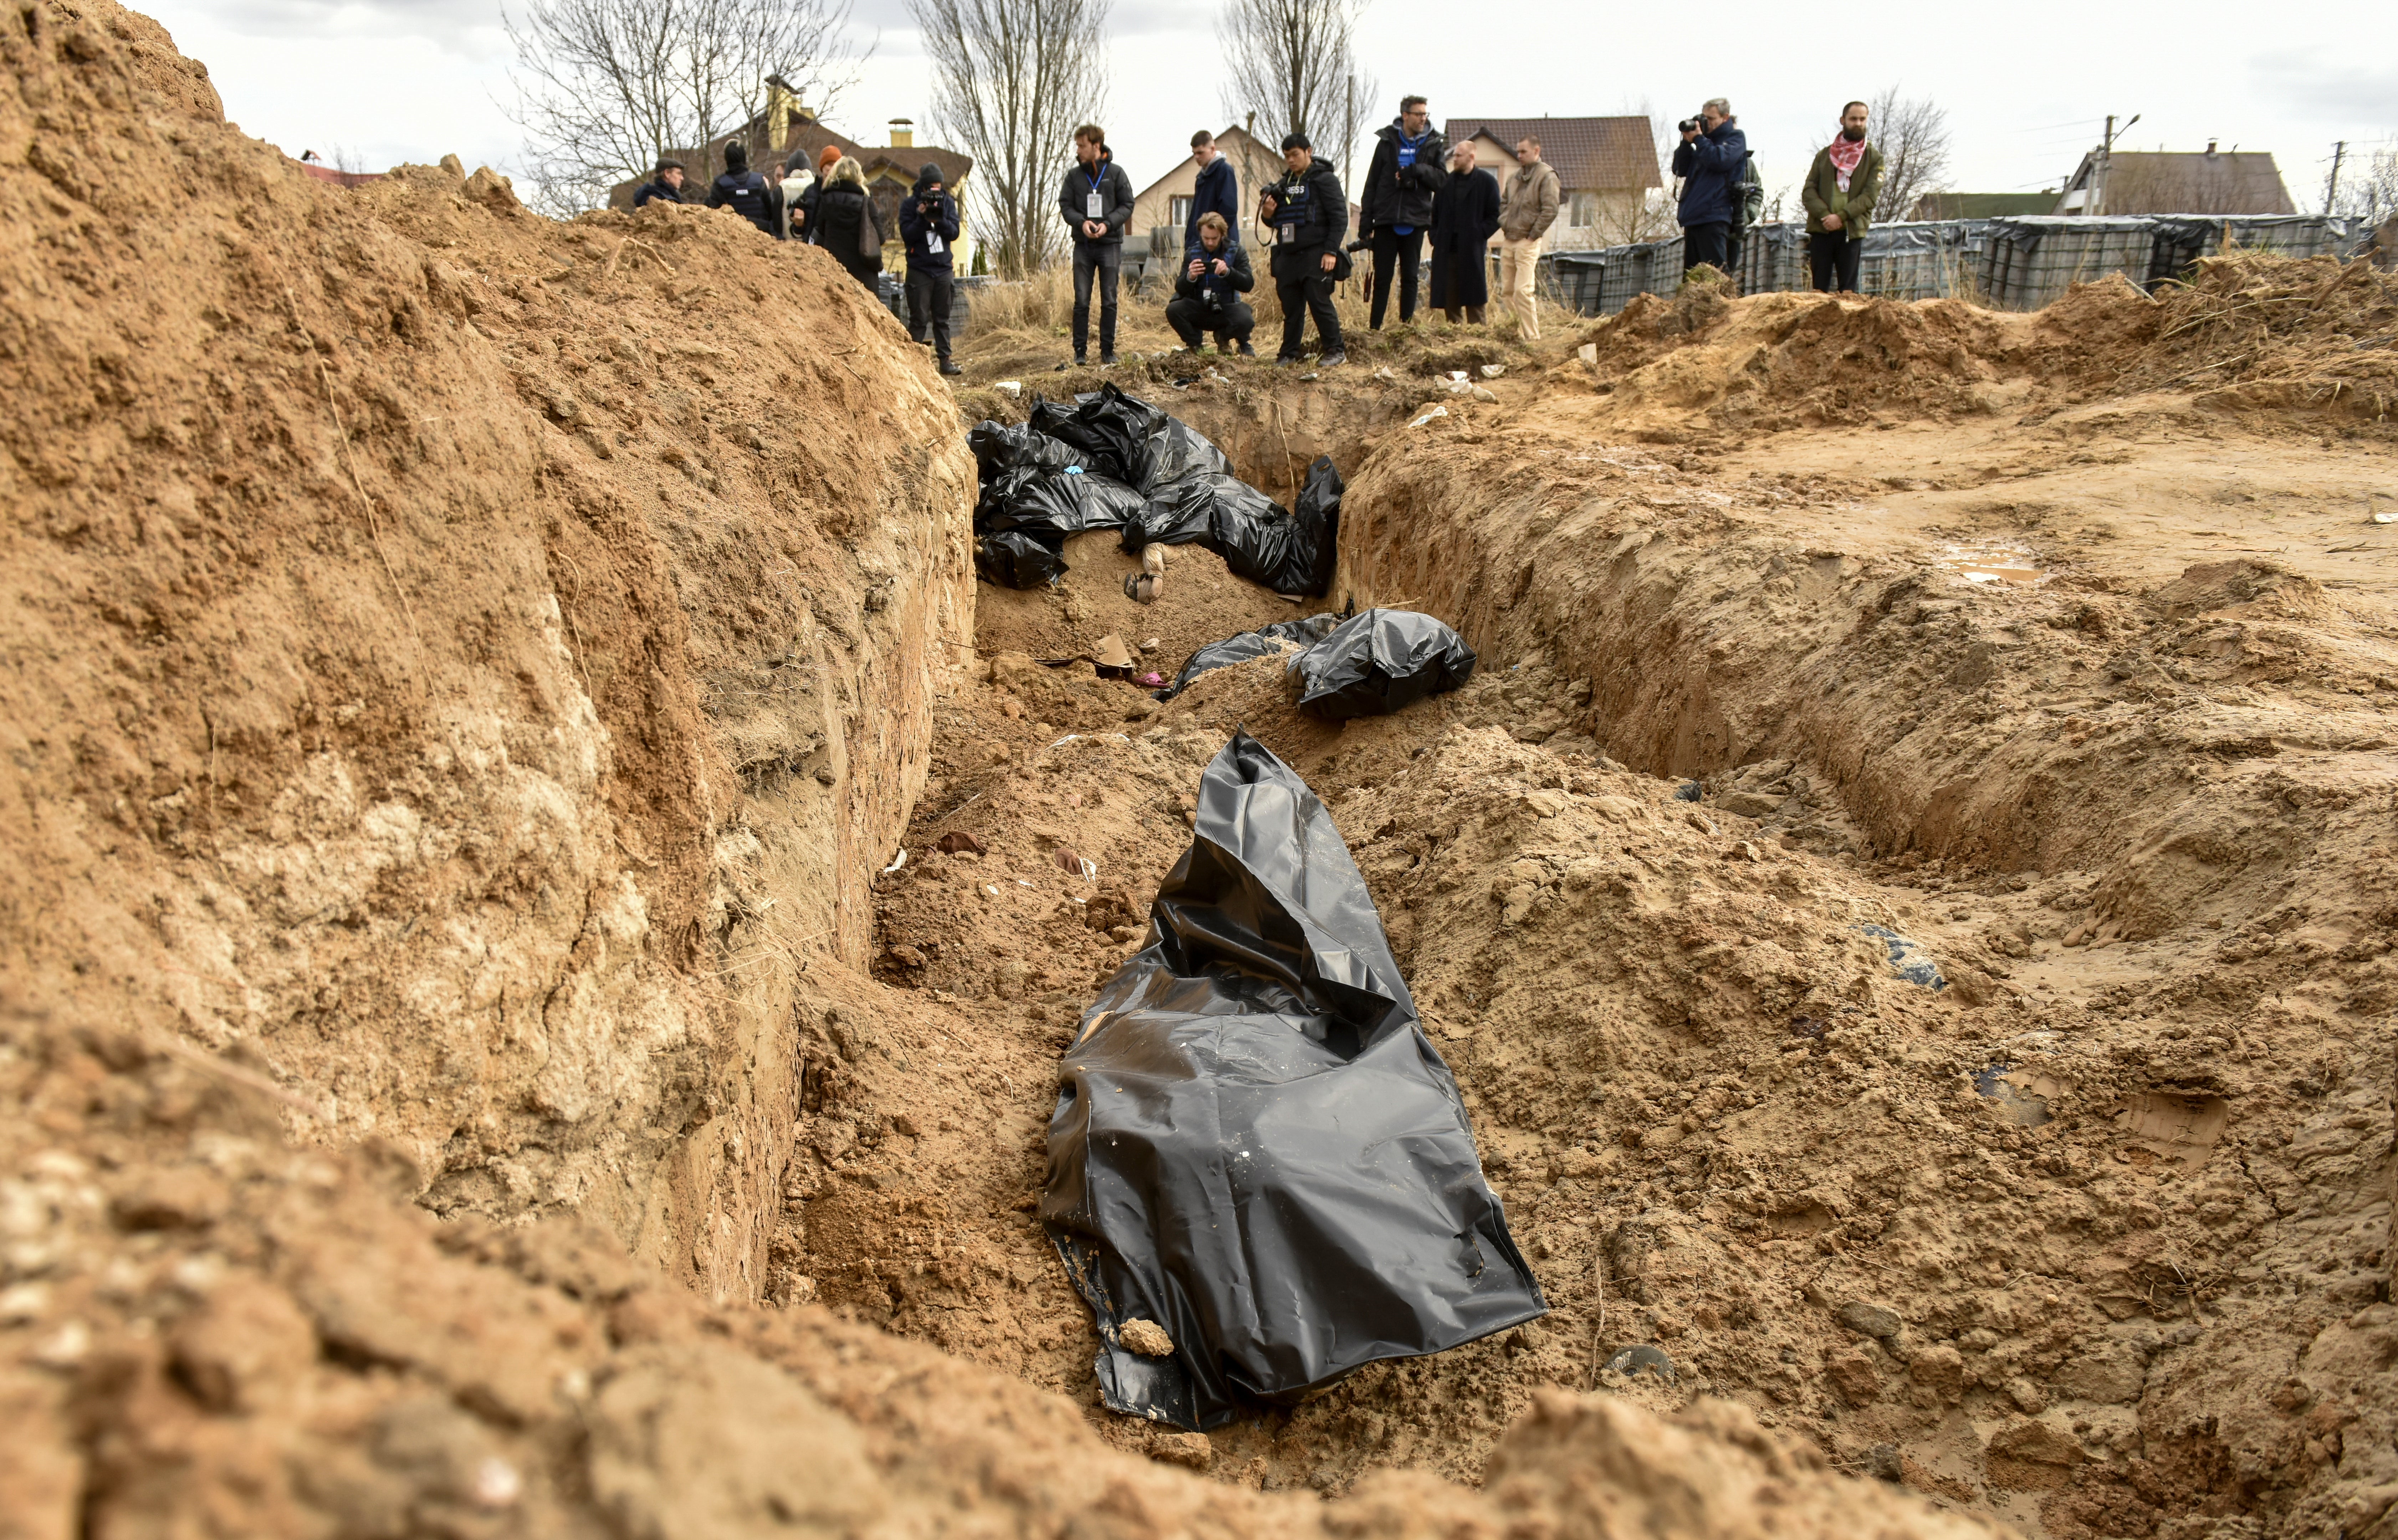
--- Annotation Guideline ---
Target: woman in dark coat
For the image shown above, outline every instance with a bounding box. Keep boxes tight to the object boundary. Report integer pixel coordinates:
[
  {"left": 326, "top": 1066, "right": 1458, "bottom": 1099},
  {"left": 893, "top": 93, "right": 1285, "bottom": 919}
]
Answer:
[
  {"left": 1427, "top": 141, "right": 1503, "bottom": 323},
  {"left": 810, "top": 156, "right": 888, "bottom": 293}
]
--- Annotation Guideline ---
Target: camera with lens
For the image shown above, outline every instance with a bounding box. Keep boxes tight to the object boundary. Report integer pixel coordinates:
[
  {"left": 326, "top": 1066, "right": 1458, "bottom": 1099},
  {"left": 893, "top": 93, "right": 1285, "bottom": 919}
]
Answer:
[{"left": 1678, "top": 116, "right": 1703, "bottom": 134}]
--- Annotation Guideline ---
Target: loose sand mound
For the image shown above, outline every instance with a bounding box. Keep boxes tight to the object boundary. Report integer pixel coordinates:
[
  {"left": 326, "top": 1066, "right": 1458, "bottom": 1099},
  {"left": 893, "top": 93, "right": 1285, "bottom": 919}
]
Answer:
[
  {"left": 0, "top": 3, "right": 2017, "bottom": 1537},
  {"left": 1572, "top": 256, "right": 2398, "bottom": 436}
]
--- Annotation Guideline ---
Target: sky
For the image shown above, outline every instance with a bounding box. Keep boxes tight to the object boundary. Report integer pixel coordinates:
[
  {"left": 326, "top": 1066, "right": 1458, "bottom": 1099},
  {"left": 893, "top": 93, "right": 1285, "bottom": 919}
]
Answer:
[{"left": 150, "top": 0, "right": 2397, "bottom": 216}]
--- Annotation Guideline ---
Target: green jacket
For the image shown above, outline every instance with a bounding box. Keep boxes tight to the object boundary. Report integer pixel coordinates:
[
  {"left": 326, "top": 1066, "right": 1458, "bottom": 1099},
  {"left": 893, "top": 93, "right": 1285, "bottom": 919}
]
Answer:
[{"left": 1801, "top": 141, "right": 1885, "bottom": 237}]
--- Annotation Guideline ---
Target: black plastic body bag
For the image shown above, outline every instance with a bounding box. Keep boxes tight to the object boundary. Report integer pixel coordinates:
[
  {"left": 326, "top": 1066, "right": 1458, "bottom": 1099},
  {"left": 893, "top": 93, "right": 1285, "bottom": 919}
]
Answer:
[{"left": 1042, "top": 732, "right": 1545, "bottom": 1429}]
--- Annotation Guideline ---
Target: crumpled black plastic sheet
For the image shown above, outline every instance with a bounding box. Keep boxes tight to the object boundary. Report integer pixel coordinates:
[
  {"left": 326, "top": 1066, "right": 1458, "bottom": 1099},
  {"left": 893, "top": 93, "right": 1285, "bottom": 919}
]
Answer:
[
  {"left": 1042, "top": 732, "right": 1545, "bottom": 1430},
  {"left": 1289, "top": 608, "right": 1477, "bottom": 719},
  {"left": 967, "top": 419, "right": 1091, "bottom": 483},
  {"left": 982, "top": 464, "right": 1148, "bottom": 542},
  {"left": 1120, "top": 470, "right": 1282, "bottom": 549},
  {"left": 1221, "top": 454, "right": 1340, "bottom": 597},
  {"left": 1154, "top": 614, "right": 1341, "bottom": 700},
  {"left": 974, "top": 528, "right": 1067, "bottom": 588}
]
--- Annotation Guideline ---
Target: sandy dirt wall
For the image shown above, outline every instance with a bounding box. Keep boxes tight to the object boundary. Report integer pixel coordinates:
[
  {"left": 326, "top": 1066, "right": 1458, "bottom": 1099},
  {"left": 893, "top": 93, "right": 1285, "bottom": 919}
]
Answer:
[{"left": 0, "top": 0, "right": 973, "bottom": 1303}]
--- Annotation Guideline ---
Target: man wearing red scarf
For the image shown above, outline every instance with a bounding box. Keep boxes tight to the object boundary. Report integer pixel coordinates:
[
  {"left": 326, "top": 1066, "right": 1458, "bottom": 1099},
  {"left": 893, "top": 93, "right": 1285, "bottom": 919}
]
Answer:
[{"left": 1801, "top": 101, "right": 1885, "bottom": 293}]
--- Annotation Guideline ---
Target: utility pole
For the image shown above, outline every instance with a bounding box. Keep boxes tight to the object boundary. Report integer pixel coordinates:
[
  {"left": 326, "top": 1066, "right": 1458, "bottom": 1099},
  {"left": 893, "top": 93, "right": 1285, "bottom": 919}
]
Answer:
[
  {"left": 2326, "top": 140, "right": 2347, "bottom": 217},
  {"left": 2089, "top": 112, "right": 2138, "bottom": 218}
]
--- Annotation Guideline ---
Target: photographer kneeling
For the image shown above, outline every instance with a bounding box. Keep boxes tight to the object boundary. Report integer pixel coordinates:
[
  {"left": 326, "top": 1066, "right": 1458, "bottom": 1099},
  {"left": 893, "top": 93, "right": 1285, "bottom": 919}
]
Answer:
[
  {"left": 1671, "top": 98, "right": 1747, "bottom": 275},
  {"left": 1166, "top": 213, "right": 1256, "bottom": 357}
]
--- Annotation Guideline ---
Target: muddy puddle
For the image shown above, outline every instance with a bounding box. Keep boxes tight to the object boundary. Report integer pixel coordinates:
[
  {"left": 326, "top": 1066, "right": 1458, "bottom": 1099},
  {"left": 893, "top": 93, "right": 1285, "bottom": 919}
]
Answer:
[{"left": 1936, "top": 544, "right": 2044, "bottom": 585}]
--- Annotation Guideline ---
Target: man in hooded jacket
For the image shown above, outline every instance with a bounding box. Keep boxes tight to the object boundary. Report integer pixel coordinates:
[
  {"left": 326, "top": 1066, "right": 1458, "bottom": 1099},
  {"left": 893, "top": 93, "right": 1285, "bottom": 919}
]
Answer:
[
  {"left": 1184, "top": 131, "right": 1240, "bottom": 259},
  {"left": 900, "top": 163, "right": 963, "bottom": 375},
  {"left": 1359, "top": 95, "right": 1446, "bottom": 329},
  {"left": 707, "top": 139, "right": 782, "bottom": 239}
]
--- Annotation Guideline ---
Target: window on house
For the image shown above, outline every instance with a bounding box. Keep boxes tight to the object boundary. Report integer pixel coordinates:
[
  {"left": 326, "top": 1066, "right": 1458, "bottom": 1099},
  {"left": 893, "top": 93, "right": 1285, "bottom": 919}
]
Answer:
[
  {"left": 1568, "top": 192, "right": 1598, "bottom": 229},
  {"left": 1169, "top": 195, "right": 1194, "bottom": 229}
]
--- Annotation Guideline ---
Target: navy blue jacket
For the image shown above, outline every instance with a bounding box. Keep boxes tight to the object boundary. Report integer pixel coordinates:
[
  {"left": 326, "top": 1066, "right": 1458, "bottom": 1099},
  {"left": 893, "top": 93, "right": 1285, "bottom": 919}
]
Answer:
[
  {"left": 708, "top": 170, "right": 783, "bottom": 237},
  {"left": 900, "top": 179, "right": 960, "bottom": 268},
  {"left": 1173, "top": 240, "right": 1255, "bottom": 313},
  {"left": 1671, "top": 119, "right": 1749, "bottom": 229},
  {"left": 632, "top": 178, "right": 686, "bottom": 208},
  {"left": 1186, "top": 154, "right": 1240, "bottom": 253}
]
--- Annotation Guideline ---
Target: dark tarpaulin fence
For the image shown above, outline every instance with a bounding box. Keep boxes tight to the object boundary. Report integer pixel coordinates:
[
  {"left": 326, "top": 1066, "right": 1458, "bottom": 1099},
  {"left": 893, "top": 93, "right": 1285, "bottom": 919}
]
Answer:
[
  {"left": 1043, "top": 732, "right": 1545, "bottom": 1430},
  {"left": 1544, "top": 213, "right": 2367, "bottom": 317}
]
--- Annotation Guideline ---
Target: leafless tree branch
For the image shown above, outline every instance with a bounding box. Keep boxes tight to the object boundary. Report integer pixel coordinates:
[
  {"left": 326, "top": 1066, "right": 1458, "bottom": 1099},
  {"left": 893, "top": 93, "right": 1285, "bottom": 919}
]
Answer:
[
  {"left": 909, "top": 0, "right": 1109, "bottom": 277},
  {"left": 1868, "top": 85, "right": 1952, "bottom": 220},
  {"left": 504, "top": 0, "right": 869, "bottom": 218},
  {"left": 1217, "top": 0, "right": 1372, "bottom": 199}
]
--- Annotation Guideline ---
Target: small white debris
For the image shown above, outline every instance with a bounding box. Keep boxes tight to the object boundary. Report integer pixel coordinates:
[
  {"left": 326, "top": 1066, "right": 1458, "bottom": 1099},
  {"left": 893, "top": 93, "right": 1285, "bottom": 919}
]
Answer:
[
  {"left": 1471, "top": 385, "right": 1498, "bottom": 402},
  {"left": 1407, "top": 405, "right": 1449, "bottom": 429},
  {"left": 993, "top": 381, "right": 1022, "bottom": 399},
  {"left": 1577, "top": 343, "right": 1598, "bottom": 366},
  {"left": 1480, "top": 363, "right": 1505, "bottom": 378},
  {"left": 472, "top": 1458, "right": 523, "bottom": 1509},
  {"left": 881, "top": 848, "right": 907, "bottom": 874}
]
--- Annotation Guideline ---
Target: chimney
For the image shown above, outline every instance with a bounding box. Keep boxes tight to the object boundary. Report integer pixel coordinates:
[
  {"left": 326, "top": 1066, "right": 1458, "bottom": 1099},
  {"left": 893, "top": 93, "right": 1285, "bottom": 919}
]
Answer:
[
  {"left": 889, "top": 118, "right": 914, "bottom": 149},
  {"left": 2205, "top": 139, "right": 2218, "bottom": 157}
]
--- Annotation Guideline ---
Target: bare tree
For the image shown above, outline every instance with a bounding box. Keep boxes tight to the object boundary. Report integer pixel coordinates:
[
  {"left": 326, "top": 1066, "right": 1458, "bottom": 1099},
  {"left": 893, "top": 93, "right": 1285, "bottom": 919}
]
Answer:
[
  {"left": 911, "top": 0, "right": 1109, "bottom": 278},
  {"left": 1867, "top": 86, "right": 1953, "bottom": 219},
  {"left": 505, "top": 0, "right": 868, "bottom": 216},
  {"left": 2329, "top": 139, "right": 2398, "bottom": 224},
  {"left": 1217, "top": 0, "right": 1373, "bottom": 203},
  {"left": 1594, "top": 98, "right": 1677, "bottom": 246}
]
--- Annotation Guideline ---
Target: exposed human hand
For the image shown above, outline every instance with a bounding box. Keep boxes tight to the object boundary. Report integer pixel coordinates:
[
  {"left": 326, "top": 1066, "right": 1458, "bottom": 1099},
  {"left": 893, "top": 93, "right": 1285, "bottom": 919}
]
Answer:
[
  {"left": 1822, "top": 214, "right": 1842, "bottom": 231},
  {"left": 1211, "top": 258, "right": 1228, "bottom": 276},
  {"left": 1187, "top": 258, "right": 1204, "bottom": 279},
  {"left": 1319, "top": 251, "right": 1335, "bottom": 272}
]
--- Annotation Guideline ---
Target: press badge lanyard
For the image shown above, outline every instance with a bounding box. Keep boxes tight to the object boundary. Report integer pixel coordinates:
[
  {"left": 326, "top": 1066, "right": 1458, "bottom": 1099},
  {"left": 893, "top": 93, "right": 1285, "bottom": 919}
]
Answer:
[{"left": 1084, "top": 164, "right": 1105, "bottom": 221}]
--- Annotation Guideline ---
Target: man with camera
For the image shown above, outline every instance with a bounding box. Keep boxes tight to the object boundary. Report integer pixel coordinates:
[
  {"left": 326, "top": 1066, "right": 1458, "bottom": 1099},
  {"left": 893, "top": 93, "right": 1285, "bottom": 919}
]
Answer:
[
  {"left": 900, "top": 163, "right": 963, "bottom": 376},
  {"left": 1671, "top": 98, "right": 1747, "bottom": 275},
  {"left": 1258, "top": 131, "right": 1348, "bottom": 367},
  {"left": 1166, "top": 212, "right": 1256, "bottom": 356}
]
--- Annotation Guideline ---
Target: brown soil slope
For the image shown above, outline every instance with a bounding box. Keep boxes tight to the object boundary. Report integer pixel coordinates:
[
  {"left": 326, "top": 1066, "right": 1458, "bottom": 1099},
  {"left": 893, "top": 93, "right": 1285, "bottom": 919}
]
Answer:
[{"left": 0, "top": 0, "right": 972, "bottom": 1297}]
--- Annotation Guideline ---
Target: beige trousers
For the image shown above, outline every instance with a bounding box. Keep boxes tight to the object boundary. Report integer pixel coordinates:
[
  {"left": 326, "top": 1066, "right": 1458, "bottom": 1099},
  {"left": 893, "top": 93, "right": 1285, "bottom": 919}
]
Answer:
[{"left": 1499, "top": 236, "right": 1541, "bottom": 337}]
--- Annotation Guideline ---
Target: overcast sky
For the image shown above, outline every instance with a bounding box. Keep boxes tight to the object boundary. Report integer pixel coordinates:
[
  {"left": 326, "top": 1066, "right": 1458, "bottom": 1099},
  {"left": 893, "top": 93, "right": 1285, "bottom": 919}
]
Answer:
[{"left": 154, "top": 0, "right": 2395, "bottom": 214}]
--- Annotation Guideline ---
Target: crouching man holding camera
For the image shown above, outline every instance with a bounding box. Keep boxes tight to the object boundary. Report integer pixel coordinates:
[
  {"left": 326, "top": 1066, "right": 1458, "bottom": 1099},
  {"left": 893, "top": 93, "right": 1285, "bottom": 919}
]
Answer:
[
  {"left": 1166, "top": 212, "right": 1256, "bottom": 356},
  {"left": 1671, "top": 98, "right": 1747, "bottom": 275}
]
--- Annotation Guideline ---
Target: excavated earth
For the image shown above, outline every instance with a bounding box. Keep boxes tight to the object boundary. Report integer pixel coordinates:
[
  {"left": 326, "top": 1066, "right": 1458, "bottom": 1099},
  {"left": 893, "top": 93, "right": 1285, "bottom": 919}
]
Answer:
[{"left": 3, "top": 5, "right": 2395, "bottom": 1538}]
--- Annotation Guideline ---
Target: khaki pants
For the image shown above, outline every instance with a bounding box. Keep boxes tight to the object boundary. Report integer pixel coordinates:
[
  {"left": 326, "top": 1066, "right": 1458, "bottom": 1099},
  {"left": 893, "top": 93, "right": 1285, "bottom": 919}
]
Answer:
[{"left": 1499, "top": 236, "right": 1541, "bottom": 337}]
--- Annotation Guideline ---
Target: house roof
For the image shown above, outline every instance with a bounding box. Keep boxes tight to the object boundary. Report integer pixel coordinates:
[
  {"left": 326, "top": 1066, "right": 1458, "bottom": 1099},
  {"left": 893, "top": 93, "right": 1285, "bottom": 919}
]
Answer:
[
  {"left": 1131, "top": 124, "right": 1271, "bottom": 204},
  {"left": 606, "top": 117, "right": 973, "bottom": 209},
  {"left": 1909, "top": 191, "right": 2056, "bottom": 220},
  {"left": 2061, "top": 149, "right": 2294, "bottom": 216},
  {"left": 1442, "top": 116, "right": 1659, "bottom": 193},
  {"left": 777, "top": 121, "right": 972, "bottom": 187}
]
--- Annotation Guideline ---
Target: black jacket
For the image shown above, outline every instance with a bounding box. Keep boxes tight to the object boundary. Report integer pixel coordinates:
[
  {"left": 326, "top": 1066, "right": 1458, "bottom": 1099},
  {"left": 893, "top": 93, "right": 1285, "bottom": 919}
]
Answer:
[
  {"left": 1360, "top": 120, "right": 1447, "bottom": 234},
  {"left": 900, "top": 176, "right": 961, "bottom": 269},
  {"left": 632, "top": 178, "right": 686, "bottom": 208},
  {"left": 1186, "top": 154, "right": 1240, "bottom": 253},
  {"left": 708, "top": 169, "right": 782, "bottom": 238},
  {"left": 812, "top": 182, "right": 885, "bottom": 288},
  {"left": 1058, "top": 154, "right": 1135, "bottom": 247},
  {"left": 1259, "top": 161, "right": 1348, "bottom": 281},
  {"left": 1671, "top": 119, "right": 1749, "bottom": 229},
  {"left": 1428, "top": 167, "right": 1502, "bottom": 307},
  {"left": 1173, "top": 240, "right": 1256, "bottom": 312}
]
